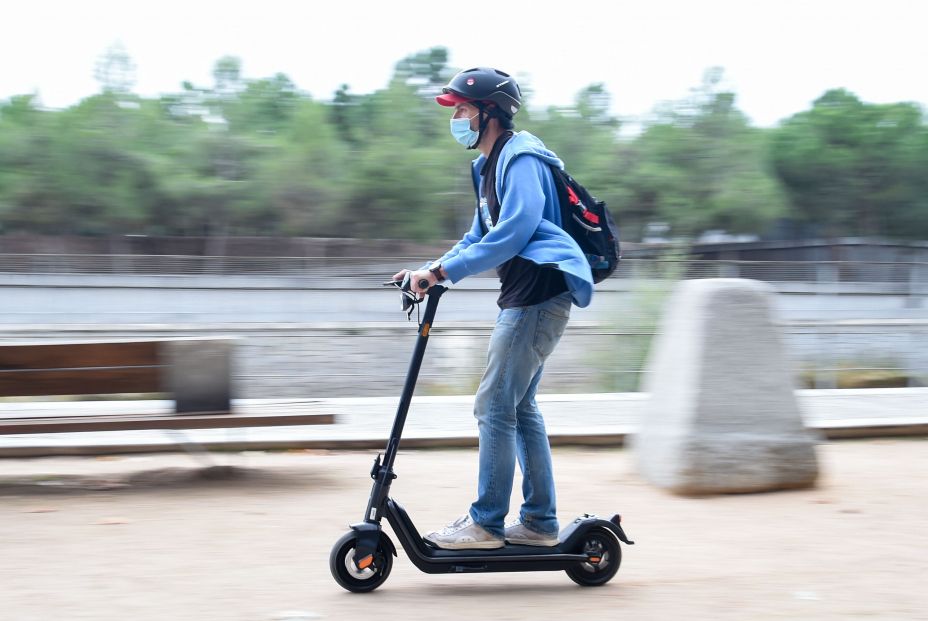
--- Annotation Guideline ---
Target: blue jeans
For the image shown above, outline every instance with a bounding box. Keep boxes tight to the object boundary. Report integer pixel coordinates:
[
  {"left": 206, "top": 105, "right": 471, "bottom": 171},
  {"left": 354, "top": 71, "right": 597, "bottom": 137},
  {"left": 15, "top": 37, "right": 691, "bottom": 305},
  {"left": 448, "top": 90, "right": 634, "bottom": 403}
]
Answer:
[{"left": 468, "top": 291, "right": 572, "bottom": 539}]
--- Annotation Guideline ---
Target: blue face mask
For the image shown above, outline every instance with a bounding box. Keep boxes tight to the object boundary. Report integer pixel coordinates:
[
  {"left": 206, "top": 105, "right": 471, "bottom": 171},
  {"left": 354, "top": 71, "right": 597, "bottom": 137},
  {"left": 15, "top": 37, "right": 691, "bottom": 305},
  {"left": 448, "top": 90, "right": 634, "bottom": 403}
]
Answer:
[{"left": 450, "top": 113, "right": 479, "bottom": 148}]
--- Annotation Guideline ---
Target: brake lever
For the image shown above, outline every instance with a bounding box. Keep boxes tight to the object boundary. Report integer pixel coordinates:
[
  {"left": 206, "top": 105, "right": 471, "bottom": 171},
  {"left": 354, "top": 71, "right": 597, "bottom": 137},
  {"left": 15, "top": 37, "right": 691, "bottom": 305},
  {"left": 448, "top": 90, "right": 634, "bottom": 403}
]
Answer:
[
  {"left": 381, "top": 278, "right": 430, "bottom": 290},
  {"left": 385, "top": 274, "right": 425, "bottom": 320}
]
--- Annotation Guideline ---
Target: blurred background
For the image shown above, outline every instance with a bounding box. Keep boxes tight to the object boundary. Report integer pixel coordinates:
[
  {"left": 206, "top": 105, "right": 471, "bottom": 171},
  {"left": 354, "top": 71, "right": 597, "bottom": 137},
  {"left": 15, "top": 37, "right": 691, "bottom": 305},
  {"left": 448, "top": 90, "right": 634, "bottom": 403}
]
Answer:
[
  {"left": 2, "top": 7, "right": 926, "bottom": 618},
  {"left": 1, "top": 0, "right": 926, "bottom": 399}
]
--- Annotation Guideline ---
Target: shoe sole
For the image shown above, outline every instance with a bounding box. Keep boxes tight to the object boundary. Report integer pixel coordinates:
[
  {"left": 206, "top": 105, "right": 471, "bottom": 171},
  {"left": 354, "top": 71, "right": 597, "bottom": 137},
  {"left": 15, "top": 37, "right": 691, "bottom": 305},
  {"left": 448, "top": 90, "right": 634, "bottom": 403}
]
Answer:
[
  {"left": 424, "top": 537, "right": 504, "bottom": 550},
  {"left": 505, "top": 538, "right": 559, "bottom": 547}
]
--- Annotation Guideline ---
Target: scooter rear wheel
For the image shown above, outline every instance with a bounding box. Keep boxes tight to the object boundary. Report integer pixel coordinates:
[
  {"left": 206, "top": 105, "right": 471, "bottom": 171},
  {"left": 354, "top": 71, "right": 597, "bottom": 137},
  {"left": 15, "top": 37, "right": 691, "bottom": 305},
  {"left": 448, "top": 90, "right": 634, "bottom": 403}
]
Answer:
[
  {"left": 565, "top": 527, "right": 622, "bottom": 586},
  {"left": 329, "top": 531, "right": 393, "bottom": 593}
]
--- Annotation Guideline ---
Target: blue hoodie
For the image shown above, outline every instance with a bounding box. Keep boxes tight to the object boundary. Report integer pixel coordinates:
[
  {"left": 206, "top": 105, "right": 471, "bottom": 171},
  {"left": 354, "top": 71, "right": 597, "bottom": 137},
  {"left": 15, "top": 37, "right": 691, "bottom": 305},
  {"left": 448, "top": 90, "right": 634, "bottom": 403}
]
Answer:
[{"left": 438, "top": 131, "right": 595, "bottom": 308}]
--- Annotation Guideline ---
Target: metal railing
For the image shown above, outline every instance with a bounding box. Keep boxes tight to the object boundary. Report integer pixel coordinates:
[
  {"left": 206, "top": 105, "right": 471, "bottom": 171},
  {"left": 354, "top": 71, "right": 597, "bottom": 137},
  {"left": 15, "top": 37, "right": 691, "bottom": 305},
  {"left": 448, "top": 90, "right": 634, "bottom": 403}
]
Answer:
[
  {"left": 1, "top": 253, "right": 926, "bottom": 286},
  {"left": 0, "top": 254, "right": 925, "bottom": 395}
]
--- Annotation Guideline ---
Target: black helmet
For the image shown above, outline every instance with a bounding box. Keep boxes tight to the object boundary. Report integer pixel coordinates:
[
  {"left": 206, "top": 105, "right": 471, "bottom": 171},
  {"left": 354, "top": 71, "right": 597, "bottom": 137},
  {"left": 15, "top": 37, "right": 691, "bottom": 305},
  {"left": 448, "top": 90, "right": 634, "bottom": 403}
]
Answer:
[{"left": 436, "top": 67, "right": 522, "bottom": 118}]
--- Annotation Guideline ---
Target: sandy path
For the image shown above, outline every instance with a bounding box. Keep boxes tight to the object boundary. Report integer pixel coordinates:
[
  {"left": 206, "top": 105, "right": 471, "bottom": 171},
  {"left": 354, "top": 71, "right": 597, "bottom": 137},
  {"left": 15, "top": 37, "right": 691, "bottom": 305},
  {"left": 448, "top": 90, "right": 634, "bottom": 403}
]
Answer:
[{"left": 1, "top": 439, "right": 926, "bottom": 620}]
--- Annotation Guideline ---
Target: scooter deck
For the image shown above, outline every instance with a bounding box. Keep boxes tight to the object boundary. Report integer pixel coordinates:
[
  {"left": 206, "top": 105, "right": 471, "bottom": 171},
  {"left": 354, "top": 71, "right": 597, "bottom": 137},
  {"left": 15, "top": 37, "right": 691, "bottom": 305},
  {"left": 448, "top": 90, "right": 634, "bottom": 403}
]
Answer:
[
  {"left": 383, "top": 498, "right": 629, "bottom": 574},
  {"left": 421, "top": 539, "right": 581, "bottom": 558}
]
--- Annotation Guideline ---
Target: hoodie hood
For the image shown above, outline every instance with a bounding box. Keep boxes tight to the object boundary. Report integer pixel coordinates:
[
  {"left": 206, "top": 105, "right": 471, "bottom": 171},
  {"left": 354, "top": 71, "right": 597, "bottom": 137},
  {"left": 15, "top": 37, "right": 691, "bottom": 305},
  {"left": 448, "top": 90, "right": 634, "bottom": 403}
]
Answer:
[
  {"left": 472, "top": 131, "right": 564, "bottom": 176},
  {"left": 458, "top": 131, "right": 594, "bottom": 307}
]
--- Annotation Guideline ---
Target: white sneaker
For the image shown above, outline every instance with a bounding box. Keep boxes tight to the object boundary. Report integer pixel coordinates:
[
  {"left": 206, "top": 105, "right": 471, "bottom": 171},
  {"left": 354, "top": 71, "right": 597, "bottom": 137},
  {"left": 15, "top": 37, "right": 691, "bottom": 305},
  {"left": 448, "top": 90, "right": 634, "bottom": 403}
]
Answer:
[
  {"left": 425, "top": 514, "right": 504, "bottom": 550},
  {"left": 504, "top": 518, "right": 559, "bottom": 546}
]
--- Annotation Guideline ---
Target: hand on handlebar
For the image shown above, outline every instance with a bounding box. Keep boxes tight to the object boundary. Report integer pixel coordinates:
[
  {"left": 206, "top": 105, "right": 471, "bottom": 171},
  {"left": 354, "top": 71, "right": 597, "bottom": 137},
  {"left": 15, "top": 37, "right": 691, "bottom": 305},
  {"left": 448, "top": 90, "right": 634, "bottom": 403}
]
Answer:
[
  {"left": 392, "top": 268, "right": 434, "bottom": 297},
  {"left": 391, "top": 268, "right": 411, "bottom": 283}
]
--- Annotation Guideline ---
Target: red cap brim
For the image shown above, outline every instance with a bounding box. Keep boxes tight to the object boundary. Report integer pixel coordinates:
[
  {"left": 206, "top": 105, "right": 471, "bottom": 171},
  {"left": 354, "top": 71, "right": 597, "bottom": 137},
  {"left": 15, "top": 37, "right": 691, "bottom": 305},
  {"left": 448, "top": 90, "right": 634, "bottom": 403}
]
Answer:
[{"left": 435, "top": 92, "right": 472, "bottom": 107}]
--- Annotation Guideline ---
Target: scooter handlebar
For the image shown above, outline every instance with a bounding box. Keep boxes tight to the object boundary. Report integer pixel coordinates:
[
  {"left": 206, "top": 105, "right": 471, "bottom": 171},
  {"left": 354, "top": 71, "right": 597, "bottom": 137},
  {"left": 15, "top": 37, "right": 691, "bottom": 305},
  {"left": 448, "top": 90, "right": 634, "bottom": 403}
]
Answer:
[{"left": 380, "top": 277, "right": 431, "bottom": 293}]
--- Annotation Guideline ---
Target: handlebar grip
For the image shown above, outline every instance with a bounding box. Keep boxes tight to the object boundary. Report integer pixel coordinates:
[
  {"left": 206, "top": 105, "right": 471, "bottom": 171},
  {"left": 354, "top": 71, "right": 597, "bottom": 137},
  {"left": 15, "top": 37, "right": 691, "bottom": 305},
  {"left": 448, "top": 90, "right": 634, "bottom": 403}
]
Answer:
[{"left": 417, "top": 278, "right": 430, "bottom": 290}]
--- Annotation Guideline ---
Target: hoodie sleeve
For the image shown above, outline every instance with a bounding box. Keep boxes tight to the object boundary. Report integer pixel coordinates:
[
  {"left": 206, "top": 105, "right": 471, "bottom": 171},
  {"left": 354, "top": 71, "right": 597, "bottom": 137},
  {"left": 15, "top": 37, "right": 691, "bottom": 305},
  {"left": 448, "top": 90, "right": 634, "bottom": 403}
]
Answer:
[
  {"left": 442, "top": 154, "right": 546, "bottom": 283},
  {"left": 436, "top": 209, "right": 484, "bottom": 266}
]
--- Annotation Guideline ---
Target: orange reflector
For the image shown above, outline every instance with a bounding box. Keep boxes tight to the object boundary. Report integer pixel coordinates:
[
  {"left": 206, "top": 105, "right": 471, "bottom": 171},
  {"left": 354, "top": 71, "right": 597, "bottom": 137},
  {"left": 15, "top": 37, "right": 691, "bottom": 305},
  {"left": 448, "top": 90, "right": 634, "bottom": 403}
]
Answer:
[
  {"left": 357, "top": 554, "right": 374, "bottom": 569},
  {"left": 589, "top": 557, "right": 601, "bottom": 563}
]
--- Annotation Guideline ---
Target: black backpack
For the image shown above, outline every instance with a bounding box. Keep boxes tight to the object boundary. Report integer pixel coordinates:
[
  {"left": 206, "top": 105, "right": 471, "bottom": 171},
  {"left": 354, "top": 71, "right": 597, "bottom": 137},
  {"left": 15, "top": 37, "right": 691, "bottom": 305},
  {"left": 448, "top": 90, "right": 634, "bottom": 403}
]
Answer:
[{"left": 549, "top": 167, "right": 621, "bottom": 283}]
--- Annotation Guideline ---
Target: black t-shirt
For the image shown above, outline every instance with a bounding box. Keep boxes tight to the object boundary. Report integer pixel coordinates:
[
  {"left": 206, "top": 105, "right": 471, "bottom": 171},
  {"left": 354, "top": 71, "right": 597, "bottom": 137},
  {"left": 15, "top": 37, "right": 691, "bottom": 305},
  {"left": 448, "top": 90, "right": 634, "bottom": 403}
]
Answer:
[{"left": 480, "top": 133, "right": 567, "bottom": 309}]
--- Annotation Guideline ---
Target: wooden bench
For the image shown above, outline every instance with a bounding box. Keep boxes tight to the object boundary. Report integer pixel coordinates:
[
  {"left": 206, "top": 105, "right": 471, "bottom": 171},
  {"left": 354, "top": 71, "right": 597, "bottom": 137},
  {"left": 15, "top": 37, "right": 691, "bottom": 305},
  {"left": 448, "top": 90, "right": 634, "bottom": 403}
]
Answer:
[{"left": 0, "top": 339, "right": 334, "bottom": 435}]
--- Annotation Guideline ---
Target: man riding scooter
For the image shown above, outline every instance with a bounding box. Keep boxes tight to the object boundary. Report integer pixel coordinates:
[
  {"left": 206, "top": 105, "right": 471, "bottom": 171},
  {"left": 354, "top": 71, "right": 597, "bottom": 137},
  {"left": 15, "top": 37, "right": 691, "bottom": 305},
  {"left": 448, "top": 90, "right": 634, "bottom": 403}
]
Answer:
[{"left": 394, "top": 67, "right": 595, "bottom": 550}]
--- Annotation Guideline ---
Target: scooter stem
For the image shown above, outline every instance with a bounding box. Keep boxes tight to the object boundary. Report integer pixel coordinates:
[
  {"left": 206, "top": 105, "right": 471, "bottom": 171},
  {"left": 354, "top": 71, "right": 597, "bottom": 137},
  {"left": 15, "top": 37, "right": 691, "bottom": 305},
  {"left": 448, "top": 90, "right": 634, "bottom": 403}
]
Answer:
[{"left": 383, "top": 284, "right": 446, "bottom": 471}]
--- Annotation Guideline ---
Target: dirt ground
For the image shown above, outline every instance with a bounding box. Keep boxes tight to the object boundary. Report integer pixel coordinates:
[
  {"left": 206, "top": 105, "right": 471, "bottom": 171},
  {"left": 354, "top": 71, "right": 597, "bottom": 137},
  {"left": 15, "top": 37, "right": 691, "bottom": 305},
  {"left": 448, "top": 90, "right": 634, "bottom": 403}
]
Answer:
[{"left": 1, "top": 438, "right": 927, "bottom": 621}]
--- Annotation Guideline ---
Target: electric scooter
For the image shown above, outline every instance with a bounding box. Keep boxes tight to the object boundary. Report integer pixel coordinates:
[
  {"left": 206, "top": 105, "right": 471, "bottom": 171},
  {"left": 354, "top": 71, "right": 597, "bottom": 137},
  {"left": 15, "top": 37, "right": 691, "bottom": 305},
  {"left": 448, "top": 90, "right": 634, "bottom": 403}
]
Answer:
[{"left": 329, "top": 275, "right": 634, "bottom": 593}]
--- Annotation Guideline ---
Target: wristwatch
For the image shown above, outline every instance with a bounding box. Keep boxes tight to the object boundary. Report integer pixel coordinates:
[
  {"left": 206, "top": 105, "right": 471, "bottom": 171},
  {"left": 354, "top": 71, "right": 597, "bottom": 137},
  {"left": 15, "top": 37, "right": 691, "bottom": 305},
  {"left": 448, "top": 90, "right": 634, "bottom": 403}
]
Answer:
[{"left": 429, "top": 262, "right": 446, "bottom": 282}]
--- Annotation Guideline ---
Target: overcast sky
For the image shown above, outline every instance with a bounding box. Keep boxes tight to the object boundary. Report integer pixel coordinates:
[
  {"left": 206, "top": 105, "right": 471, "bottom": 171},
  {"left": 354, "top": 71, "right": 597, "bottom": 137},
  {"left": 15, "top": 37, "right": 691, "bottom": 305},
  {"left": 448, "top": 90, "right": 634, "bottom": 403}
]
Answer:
[{"left": 3, "top": 0, "right": 926, "bottom": 127}]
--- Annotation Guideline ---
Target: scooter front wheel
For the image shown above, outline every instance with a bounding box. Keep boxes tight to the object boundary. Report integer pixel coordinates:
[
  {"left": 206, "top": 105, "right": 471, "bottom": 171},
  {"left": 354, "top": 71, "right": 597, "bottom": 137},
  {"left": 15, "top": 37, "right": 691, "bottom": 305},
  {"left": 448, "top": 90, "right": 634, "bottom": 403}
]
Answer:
[
  {"left": 329, "top": 531, "right": 394, "bottom": 593},
  {"left": 565, "top": 527, "right": 622, "bottom": 586}
]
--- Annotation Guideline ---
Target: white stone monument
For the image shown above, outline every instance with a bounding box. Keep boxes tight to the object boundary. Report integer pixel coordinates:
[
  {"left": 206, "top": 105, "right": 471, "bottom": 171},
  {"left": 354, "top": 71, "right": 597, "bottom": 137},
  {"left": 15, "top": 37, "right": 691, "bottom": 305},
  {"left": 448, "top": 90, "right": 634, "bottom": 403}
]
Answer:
[{"left": 634, "top": 278, "right": 819, "bottom": 494}]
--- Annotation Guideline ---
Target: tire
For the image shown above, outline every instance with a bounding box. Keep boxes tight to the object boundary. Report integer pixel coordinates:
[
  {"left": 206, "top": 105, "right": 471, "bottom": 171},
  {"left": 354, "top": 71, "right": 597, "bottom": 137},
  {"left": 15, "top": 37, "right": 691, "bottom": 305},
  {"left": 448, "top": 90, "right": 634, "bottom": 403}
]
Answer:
[
  {"left": 329, "top": 531, "right": 393, "bottom": 593},
  {"left": 565, "top": 527, "right": 622, "bottom": 586}
]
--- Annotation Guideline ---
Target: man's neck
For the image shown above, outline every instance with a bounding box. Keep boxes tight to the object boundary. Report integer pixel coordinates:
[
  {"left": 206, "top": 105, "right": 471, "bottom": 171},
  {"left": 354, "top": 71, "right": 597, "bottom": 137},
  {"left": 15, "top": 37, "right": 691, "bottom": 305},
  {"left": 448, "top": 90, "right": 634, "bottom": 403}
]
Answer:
[{"left": 477, "top": 124, "right": 506, "bottom": 158}]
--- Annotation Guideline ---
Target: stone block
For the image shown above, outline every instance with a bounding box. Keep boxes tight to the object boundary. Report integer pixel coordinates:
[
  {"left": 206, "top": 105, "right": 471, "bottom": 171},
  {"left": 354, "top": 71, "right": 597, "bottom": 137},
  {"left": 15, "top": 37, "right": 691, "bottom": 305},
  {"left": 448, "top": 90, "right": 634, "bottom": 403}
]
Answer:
[
  {"left": 160, "top": 338, "right": 236, "bottom": 414},
  {"left": 634, "top": 278, "right": 819, "bottom": 494}
]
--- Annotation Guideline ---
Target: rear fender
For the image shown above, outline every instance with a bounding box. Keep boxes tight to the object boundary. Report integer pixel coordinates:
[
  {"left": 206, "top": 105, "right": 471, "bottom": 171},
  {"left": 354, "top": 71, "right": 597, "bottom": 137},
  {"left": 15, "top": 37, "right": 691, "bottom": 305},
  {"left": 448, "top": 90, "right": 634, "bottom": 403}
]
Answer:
[{"left": 558, "top": 514, "right": 635, "bottom": 548}]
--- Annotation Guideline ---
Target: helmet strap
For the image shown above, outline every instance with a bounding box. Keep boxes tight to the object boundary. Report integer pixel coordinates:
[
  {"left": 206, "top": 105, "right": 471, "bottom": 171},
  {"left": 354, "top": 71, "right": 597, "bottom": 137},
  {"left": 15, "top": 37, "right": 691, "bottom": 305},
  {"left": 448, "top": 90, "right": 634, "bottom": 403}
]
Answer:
[{"left": 468, "top": 103, "right": 493, "bottom": 150}]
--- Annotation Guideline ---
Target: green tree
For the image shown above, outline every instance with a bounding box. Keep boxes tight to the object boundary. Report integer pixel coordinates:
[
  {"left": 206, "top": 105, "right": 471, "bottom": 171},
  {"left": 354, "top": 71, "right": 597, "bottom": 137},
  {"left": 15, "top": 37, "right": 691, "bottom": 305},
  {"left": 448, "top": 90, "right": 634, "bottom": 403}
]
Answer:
[
  {"left": 249, "top": 98, "right": 349, "bottom": 236},
  {"left": 619, "top": 68, "right": 787, "bottom": 240},
  {"left": 212, "top": 56, "right": 244, "bottom": 99},
  {"left": 393, "top": 47, "right": 453, "bottom": 93},
  {"left": 770, "top": 89, "right": 928, "bottom": 238},
  {"left": 330, "top": 83, "right": 361, "bottom": 144},
  {"left": 336, "top": 77, "right": 466, "bottom": 240},
  {"left": 5, "top": 53, "right": 926, "bottom": 244},
  {"left": 94, "top": 42, "right": 136, "bottom": 96},
  {"left": 224, "top": 73, "right": 299, "bottom": 135},
  {"left": 0, "top": 92, "right": 162, "bottom": 234}
]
